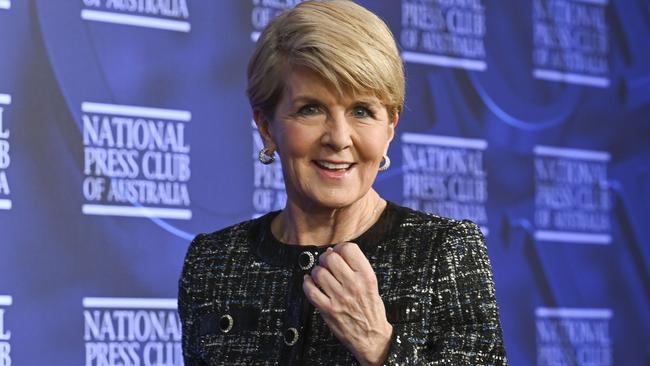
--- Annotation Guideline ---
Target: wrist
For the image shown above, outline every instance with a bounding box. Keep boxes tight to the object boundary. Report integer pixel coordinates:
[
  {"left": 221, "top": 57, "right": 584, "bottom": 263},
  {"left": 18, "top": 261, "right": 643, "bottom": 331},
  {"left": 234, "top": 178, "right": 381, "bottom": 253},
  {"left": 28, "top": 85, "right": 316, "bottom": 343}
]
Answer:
[{"left": 358, "top": 322, "right": 393, "bottom": 366}]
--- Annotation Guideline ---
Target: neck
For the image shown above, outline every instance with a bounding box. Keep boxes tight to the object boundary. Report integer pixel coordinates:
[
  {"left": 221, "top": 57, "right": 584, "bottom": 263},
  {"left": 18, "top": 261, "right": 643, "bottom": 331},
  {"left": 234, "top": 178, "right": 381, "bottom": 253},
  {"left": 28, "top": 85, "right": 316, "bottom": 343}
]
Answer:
[{"left": 271, "top": 190, "right": 386, "bottom": 246}]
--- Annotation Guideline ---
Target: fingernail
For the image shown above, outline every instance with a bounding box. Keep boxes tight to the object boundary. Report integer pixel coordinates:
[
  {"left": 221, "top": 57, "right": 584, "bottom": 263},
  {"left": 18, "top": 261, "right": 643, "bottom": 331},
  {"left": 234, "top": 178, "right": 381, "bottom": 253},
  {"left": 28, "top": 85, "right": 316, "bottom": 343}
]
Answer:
[{"left": 327, "top": 247, "right": 333, "bottom": 252}]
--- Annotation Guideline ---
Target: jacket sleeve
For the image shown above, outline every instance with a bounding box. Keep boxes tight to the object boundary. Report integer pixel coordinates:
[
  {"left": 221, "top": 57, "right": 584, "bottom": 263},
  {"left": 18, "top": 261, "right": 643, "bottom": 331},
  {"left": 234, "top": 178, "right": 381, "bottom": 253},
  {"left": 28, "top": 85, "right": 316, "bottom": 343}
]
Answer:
[
  {"left": 383, "top": 220, "right": 508, "bottom": 365},
  {"left": 178, "top": 234, "right": 209, "bottom": 366}
]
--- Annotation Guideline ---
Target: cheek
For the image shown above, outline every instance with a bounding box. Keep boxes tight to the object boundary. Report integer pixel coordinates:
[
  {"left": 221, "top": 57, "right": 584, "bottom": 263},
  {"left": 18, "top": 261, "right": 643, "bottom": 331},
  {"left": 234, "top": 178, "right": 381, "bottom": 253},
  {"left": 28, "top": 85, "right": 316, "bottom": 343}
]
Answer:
[
  {"left": 274, "top": 125, "right": 317, "bottom": 158},
  {"left": 361, "top": 145, "right": 386, "bottom": 162},
  {"left": 357, "top": 129, "right": 391, "bottom": 160}
]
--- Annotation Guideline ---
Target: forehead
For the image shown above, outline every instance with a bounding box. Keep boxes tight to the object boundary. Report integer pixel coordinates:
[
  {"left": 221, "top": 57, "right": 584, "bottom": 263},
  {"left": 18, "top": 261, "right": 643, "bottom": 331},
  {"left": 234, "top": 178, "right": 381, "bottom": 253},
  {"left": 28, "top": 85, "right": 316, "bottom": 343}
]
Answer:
[{"left": 282, "top": 67, "right": 380, "bottom": 104}]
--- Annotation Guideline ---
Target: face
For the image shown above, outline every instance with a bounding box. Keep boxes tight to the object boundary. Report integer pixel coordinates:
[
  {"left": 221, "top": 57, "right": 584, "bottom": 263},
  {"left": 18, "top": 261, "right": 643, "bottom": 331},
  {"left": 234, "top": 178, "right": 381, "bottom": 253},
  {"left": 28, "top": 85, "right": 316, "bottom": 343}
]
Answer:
[{"left": 255, "top": 68, "right": 397, "bottom": 211}]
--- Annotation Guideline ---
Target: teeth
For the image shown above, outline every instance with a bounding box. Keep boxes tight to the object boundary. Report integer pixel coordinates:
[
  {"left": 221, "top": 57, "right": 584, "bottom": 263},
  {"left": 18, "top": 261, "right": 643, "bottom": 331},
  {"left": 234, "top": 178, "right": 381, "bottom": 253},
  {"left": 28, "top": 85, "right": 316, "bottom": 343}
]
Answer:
[{"left": 317, "top": 161, "right": 351, "bottom": 169}]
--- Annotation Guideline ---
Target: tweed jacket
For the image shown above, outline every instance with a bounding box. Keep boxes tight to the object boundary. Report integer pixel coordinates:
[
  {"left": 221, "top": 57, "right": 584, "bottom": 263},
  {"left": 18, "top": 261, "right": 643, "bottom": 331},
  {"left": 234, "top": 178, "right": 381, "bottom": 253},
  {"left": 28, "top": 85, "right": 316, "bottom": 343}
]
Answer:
[{"left": 178, "top": 202, "right": 507, "bottom": 365}]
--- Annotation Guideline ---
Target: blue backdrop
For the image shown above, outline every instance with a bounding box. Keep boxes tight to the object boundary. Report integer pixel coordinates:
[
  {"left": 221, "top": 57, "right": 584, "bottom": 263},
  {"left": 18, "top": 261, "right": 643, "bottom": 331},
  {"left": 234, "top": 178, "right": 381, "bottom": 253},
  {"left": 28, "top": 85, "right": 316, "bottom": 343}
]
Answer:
[{"left": 0, "top": 0, "right": 649, "bottom": 365}]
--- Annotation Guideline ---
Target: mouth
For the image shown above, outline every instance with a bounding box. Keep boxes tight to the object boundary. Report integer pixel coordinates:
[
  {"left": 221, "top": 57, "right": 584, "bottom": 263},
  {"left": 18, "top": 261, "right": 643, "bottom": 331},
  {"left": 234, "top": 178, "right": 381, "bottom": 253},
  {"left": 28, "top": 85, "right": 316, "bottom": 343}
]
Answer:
[
  {"left": 314, "top": 160, "right": 354, "bottom": 170},
  {"left": 313, "top": 160, "right": 355, "bottom": 178}
]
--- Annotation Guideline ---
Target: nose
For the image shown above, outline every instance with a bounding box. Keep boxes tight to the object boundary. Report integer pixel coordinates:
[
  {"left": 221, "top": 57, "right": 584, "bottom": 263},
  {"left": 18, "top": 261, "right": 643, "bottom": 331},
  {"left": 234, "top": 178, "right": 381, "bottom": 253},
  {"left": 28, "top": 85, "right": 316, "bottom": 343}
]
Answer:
[{"left": 321, "top": 111, "right": 352, "bottom": 151}]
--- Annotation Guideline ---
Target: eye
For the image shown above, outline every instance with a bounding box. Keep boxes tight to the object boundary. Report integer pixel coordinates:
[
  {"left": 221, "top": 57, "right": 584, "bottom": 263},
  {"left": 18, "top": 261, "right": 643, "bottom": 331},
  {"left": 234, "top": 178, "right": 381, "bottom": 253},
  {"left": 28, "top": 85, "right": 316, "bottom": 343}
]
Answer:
[
  {"left": 352, "top": 106, "right": 373, "bottom": 118},
  {"left": 298, "top": 104, "right": 321, "bottom": 116}
]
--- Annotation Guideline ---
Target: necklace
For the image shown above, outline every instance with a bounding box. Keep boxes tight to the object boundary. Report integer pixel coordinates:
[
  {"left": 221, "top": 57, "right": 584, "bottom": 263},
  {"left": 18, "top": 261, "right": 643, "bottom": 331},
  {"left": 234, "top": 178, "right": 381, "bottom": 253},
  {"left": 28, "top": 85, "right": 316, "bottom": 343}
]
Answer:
[
  {"left": 345, "top": 197, "right": 385, "bottom": 242},
  {"left": 273, "top": 197, "right": 386, "bottom": 245}
]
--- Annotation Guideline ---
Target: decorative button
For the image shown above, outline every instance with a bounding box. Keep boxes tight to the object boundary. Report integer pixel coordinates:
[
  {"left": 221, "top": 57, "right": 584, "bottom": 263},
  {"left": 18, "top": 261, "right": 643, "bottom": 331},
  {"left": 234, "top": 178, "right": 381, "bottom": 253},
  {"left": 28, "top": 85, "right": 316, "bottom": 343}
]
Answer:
[
  {"left": 298, "top": 251, "right": 315, "bottom": 270},
  {"left": 219, "top": 314, "right": 234, "bottom": 333},
  {"left": 283, "top": 327, "right": 299, "bottom": 346}
]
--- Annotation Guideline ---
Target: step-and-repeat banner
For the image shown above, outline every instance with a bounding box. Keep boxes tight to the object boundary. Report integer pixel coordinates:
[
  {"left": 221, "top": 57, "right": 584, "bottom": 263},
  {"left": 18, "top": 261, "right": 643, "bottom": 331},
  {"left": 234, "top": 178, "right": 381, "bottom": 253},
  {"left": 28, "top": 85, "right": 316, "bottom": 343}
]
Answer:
[{"left": 1, "top": 0, "right": 649, "bottom": 365}]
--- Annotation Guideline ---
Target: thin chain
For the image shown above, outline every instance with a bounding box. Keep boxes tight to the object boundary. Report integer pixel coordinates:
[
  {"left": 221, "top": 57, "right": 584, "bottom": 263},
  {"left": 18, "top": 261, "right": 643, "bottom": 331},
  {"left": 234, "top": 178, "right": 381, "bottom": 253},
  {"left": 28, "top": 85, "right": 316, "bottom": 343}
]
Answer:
[{"left": 344, "top": 197, "right": 384, "bottom": 243}]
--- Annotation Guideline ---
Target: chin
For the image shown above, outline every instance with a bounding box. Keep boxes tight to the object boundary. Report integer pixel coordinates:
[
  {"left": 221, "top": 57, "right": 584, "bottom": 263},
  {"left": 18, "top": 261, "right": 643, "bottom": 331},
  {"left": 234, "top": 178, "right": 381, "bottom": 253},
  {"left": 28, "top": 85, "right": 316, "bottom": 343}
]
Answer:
[{"left": 306, "top": 190, "right": 364, "bottom": 210}]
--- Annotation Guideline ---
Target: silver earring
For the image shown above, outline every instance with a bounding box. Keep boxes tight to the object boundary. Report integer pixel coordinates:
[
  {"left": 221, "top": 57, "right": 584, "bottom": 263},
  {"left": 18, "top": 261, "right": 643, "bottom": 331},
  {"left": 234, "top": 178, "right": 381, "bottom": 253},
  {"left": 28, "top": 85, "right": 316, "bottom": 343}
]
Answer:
[
  {"left": 378, "top": 155, "right": 390, "bottom": 171},
  {"left": 258, "top": 147, "right": 275, "bottom": 165}
]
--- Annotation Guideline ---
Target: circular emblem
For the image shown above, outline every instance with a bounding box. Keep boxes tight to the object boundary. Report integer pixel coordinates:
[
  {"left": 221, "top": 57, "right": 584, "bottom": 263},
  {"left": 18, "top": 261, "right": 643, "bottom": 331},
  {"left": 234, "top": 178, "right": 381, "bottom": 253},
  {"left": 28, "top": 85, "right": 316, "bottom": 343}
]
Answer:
[
  {"left": 298, "top": 251, "right": 315, "bottom": 271},
  {"left": 219, "top": 314, "right": 234, "bottom": 333},
  {"left": 283, "top": 327, "right": 299, "bottom": 346}
]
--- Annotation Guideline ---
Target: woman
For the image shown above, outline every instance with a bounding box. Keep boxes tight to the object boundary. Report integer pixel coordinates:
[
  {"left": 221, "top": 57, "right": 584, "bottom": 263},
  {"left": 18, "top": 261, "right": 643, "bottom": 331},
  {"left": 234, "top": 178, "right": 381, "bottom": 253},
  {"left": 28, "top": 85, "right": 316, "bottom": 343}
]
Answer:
[{"left": 179, "top": 1, "right": 507, "bottom": 365}]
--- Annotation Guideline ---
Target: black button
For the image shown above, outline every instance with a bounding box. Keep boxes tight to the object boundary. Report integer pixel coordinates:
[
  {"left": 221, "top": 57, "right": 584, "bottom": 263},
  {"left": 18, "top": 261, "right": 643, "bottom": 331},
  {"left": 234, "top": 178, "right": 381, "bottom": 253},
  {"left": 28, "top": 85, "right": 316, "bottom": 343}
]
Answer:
[
  {"left": 283, "top": 327, "right": 299, "bottom": 346},
  {"left": 298, "top": 251, "right": 315, "bottom": 270},
  {"left": 219, "top": 314, "right": 234, "bottom": 333}
]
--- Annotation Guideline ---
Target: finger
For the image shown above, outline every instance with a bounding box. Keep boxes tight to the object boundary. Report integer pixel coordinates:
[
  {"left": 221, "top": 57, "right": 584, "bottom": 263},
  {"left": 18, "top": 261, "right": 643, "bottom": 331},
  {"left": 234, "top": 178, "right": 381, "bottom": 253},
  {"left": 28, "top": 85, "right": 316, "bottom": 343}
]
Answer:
[
  {"left": 310, "top": 264, "right": 344, "bottom": 298},
  {"left": 319, "top": 248, "right": 356, "bottom": 284},
  {"left": 302, "top": 274, "right": 331, "bottom": 310},
  {"left": 333, "top": 242, "right": 374, "bottom": 273}
]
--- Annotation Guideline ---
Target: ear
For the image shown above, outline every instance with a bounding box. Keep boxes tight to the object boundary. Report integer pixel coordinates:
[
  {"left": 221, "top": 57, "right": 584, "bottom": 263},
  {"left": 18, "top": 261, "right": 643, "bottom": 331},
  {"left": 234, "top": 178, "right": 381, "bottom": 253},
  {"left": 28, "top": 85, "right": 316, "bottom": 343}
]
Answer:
[{"left": 253, "top": 109, "right": 277, "bottom": 151}]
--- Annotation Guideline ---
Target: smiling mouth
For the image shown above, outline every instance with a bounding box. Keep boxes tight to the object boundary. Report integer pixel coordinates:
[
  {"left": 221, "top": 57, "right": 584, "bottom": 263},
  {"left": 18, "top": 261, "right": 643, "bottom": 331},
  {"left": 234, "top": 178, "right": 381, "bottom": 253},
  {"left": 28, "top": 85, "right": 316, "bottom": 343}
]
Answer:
[{"left": 314, "top": 160, "right": 354, "bottom": 170}]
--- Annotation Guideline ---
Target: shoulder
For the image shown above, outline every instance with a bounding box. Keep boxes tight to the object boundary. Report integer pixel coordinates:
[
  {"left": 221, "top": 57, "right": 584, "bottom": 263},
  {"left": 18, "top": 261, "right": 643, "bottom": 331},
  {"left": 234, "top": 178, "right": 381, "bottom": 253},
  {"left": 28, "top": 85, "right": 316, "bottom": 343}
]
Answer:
[
  {"left": 386, "top": 203, "right": 486, "bottom": 256},
  {"left": 399, "top": 207, "right": 492, "bottom": 276},
  {"left": 388, "top": 202, "right": 479, "bottom": 236},
  {"left": 194, "top": 218, "right": 256, "bottom": 248},
  {"left": 181, "top": 216, "right": 267, "bottom": 276},
  {"left": 187, "top": 219, "right": 252, "bottom": 253}
]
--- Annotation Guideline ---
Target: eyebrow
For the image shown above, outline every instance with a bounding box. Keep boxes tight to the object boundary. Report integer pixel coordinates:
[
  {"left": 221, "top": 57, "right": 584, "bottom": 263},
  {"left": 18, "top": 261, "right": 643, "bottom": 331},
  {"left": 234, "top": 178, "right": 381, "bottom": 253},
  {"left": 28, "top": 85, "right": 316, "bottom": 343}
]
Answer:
[
  {"left": 290, "top": 96, "right": 323, "bottom": 105},
  {"left": 290, "top": 95, "right": 382, "bottom": 107},
  {"left": 354, "top": 99, "right": 380, "bottom": 108},
  {"left": 353, "top": 96, "right": 381, "bottom": 104}
]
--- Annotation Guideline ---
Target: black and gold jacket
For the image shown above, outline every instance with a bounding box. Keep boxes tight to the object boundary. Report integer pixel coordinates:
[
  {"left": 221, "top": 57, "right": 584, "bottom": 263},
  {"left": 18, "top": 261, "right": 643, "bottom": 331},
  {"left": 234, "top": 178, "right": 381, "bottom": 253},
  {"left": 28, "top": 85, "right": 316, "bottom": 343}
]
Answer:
[{"left": 178, "top": 202, "right": 507, "bottom": 365}]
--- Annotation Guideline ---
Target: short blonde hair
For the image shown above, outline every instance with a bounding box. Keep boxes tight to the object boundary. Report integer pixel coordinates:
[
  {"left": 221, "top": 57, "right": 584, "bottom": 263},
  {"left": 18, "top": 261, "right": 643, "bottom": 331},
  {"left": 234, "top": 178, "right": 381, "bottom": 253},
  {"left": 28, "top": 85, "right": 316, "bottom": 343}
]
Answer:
[{"left": 247, "top": 0, "right": 405, "bottom": 119}]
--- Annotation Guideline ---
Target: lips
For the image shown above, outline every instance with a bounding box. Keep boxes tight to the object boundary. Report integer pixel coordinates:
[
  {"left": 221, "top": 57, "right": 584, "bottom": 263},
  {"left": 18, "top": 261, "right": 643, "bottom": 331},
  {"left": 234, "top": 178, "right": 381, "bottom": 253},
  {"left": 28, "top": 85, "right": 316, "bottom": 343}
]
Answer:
[
  {"left": 314, "top": 160, "right": 353, "bottom": 170},
  {"left": 313, "top": 160, "right": 355, "bottom": 178}
]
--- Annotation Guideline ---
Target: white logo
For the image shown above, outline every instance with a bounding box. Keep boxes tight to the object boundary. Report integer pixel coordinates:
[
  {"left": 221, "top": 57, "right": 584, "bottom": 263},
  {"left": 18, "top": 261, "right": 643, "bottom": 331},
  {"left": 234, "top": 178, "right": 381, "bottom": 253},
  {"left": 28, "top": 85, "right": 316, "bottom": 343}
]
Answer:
[
  {"left": 252, "top": 120, "right": 285, "bottom": 217},
  {"left": 401, "top": 0, "right": 487, "bottom": 70},
  {"left": 250, "top": 0, "right": 306, "bottom": 42},
  {"left": 0, "top": 295, "right": 12, "bottom": 366},
  {"left": 532, "top": 0, "right": 610, "bottom": 87},
  {"left": 83, "top": 297, "right": 182, "bottom": 366},
  {"left": 402, "top": 133, "right": 489, "bottom": 235},
  {"left": 0, "top": 94, "right": 12, "bottom": 211},
  {"left": 536, "top": 307, "right": 613, "bottom": 366},
  {"left": 534, "top": 145, "right": 611, "bottom": 244},
  {"left": 81, "top": 0, "right": 191, "bottom": 32},
  {"left": 81, "top": 102, "right": 192, "bottom": 220}
]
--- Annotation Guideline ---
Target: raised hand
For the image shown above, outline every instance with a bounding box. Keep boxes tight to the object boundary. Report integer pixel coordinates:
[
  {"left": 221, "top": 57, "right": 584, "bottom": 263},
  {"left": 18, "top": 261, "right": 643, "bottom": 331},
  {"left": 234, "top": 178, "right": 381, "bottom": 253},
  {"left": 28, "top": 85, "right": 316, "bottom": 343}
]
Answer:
[{"left": 303, "top": 242, "right": 393, "bottom": 366}]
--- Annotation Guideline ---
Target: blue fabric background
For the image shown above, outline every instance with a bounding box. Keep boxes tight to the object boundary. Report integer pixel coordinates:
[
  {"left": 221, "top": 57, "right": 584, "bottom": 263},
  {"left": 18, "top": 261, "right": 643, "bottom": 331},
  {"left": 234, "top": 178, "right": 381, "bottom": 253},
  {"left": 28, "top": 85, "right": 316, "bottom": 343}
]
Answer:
[{"left": 0, "top": 1, "right": 648, "bottom": 365}]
